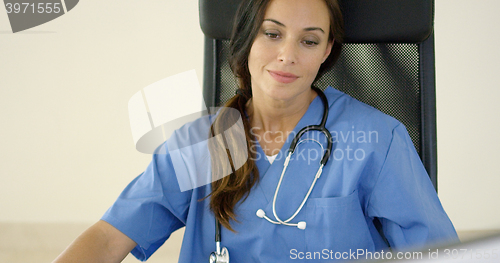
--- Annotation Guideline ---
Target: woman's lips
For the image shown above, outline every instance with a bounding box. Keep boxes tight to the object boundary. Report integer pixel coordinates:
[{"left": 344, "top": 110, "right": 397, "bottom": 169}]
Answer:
[{"left": 268, "top": 70, "right": 299, "bottom": 83}]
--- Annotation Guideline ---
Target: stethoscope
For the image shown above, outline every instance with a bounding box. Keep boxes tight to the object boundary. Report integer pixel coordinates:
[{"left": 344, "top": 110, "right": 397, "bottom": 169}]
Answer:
[{"left": 209, "top": 87, "right": 333, "bottom": 263}]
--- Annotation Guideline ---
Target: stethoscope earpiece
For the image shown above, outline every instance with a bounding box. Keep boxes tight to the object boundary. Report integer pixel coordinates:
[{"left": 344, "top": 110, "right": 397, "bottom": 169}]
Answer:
[
  {"left": 256, "top": 208, "right": 307, "bottom": 230},
  {"left": 256, "top": 209, "right": 265, "bottom": 218}
]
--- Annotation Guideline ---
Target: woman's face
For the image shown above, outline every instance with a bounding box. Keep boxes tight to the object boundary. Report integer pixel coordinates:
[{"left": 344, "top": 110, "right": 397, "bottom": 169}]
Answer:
[{"left": 248, "top": 0, "right": 333, "bottom": 102}]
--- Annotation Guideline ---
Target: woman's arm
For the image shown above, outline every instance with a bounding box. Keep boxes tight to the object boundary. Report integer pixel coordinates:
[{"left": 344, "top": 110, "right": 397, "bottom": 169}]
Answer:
[
  {"left": 52, "top": 220, "right": 137, "bottom": 263},
  {"left": 366, "top": 124, "right": 458, "bottom": 249}
]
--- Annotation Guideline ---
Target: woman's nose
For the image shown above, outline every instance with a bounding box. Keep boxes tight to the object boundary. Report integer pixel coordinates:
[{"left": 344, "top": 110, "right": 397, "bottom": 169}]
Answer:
[{"left": 277, "top": 40, "right": 297, "bottom": 65}]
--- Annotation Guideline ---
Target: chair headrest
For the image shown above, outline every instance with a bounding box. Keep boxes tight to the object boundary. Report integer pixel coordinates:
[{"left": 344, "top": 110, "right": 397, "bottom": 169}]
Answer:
[{"left": 199, "top": 0, "right": 433, "bottom": 43}]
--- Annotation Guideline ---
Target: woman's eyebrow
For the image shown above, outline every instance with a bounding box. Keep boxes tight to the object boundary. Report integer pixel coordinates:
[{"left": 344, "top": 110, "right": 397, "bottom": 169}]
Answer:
[
  {"left": 263, "top": 18, "right": 285, "bottom": 27},
  {"left": 304, "top": 27, "right": 325, "bottom": 34},
  {"left": 263, "top": 19, "right": 325, "bottom": 34}
]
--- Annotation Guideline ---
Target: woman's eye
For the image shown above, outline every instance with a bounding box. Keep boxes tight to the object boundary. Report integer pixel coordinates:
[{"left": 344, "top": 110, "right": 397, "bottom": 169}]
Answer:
[
  {"left": 265, "top": 32, "right": 280, "bottom": 39},
  {"left": 303, "top": 40, "right": 319, "bottom": 46}
]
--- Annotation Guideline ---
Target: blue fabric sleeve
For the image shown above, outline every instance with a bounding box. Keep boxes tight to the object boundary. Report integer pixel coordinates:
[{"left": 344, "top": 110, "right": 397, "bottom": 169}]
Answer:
[
  {"left": 366, "top": 124, "right": 459, "bottom": 250},
  {"left": 101, "top": 143, "right": 191, "bottom": 261}
]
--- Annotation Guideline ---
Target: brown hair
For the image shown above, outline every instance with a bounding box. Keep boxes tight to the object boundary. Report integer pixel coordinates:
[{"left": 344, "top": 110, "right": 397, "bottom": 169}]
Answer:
[{"left": 209, "top": 0, "right": 344, "bottom": 231}]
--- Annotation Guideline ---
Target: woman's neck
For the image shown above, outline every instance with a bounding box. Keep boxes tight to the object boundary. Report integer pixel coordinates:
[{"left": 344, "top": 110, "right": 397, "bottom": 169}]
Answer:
[{"left": 247, "top": 88, "right": 317, "bottom": 155}]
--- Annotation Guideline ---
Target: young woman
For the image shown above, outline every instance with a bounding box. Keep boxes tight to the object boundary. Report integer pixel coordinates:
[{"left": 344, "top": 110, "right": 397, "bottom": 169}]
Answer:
[{"left": 54, "top": 0, "right": 458, "bottom": 262}]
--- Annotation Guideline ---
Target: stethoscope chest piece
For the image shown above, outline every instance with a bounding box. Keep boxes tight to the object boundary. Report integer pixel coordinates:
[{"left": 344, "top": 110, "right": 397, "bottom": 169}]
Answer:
[
  {"left": 209, "top": 247, "right": 229, "bottom": 263},
  {"left": 210, "top": 220, "right": 230, "bottom": 263}
]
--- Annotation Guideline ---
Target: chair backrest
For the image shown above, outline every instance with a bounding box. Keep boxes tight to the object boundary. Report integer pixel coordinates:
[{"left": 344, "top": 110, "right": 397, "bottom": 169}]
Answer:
[{"left": 199, "top": 0, "right": 438, "bottom": 190}]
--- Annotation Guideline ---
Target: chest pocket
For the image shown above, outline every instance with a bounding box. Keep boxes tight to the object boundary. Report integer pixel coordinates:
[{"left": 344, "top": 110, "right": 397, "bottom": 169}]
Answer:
[{"left": 305, "top": 190, "right": 374, "bottom": 252}]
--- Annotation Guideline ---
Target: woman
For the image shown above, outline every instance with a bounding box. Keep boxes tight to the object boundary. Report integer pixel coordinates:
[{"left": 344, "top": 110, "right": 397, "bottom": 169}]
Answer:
[{"left": 54, "top": 0, "right": 458, "bottom": 262}]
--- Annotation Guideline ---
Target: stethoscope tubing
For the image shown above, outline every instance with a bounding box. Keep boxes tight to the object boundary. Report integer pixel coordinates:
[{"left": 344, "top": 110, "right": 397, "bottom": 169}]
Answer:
[
  {"left": 211, "top": 87, "right": 332, "bottom": 262},
  {"left": 289, "top": 86, "right": 333, "bottom": 166},
  {"left": 272, "top": 152, "right": 324, "bottom": 224}
]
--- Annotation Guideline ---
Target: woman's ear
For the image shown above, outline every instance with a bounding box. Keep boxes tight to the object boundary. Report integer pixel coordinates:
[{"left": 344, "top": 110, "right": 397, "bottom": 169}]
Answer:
[{"left": 322, "top": 39, "right": 334, "bottom": 63}]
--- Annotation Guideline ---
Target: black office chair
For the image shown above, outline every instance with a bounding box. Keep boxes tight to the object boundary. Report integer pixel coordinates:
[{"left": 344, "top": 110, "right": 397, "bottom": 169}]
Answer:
[{"left": 199, "top": 0, "right": 438, "bottom": 190}]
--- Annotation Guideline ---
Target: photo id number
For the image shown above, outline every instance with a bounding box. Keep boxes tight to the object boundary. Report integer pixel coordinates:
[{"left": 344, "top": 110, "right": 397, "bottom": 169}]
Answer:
[
  {"left": 5, "top": 3, "right": 62, "bottom": 14},
  {"left": 443, "top": 248, "right": 499, "bottom": 260}
]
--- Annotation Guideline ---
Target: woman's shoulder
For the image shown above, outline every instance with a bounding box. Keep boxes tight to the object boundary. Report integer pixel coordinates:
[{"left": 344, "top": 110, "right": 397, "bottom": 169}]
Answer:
[{"left": 324, "top": 86, "right": 402, "bottom": 133}]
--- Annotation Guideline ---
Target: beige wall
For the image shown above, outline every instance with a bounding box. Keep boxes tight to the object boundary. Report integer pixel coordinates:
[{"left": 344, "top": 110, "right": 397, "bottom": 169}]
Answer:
[
  {"left": 435, "top": 0, "right": 500, "bottom": 231},
  {"left": 0, "top": 0, "right": 498, "bottom": 236},
  {"left": 0, "top": 0, "right": 204, "bottom": 223}
]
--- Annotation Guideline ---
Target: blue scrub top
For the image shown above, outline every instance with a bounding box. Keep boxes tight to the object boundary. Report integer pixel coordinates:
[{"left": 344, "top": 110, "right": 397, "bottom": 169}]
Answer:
[{"left": 102, "top": 87, "right": 458, "bottom": 262}]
